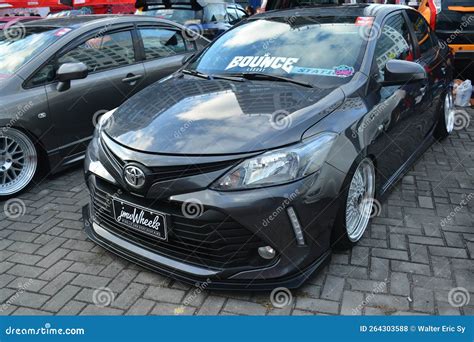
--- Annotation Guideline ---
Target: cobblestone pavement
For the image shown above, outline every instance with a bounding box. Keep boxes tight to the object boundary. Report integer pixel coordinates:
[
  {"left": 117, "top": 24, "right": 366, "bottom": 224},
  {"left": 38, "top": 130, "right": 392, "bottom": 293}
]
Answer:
[{"left": 0, "top": 109, "right": 473, "bottom": 316}]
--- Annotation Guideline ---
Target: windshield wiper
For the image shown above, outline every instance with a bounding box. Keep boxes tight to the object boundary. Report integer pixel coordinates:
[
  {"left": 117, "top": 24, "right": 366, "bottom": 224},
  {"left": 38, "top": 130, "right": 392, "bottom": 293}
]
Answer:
[
  {"left": 181, "top": 69, "right": 210, "bottom": 80},
  {"left": 227, "top": 72, "right": 314, "bottom": 88},
  {"left": 182, "top": 69, "right": 245, "bottom": 82}
]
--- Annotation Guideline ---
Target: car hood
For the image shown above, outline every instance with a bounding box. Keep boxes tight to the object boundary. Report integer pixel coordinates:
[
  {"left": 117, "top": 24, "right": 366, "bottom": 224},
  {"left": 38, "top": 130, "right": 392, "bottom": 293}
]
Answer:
[{"left": 105, "top": 76, "right": 345, "bottom": 155}]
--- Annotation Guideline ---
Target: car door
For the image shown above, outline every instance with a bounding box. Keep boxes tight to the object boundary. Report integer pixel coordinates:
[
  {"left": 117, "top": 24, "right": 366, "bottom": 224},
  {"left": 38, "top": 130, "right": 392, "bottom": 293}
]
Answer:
[
  {"left": 405, "top": 9, "right": 449, "bottom": 134},
  {"left": 137, "top": 25, "right": 198, "bottom": 88},
  {"left": 365, "top": 12, "right": 429, "bottom": 190},
  {"left": 45, "top": 27, "right": 146, "bottom": 164}
]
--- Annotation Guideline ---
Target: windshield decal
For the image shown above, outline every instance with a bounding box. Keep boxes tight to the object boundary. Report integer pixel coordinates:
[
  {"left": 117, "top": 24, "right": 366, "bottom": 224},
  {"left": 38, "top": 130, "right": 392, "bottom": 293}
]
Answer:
[
  {"left": 225, "top": 55, "right": 300, "bottom": 74},
  {"left": 291, "top": 65, "right": 355, "bottom": 78}
]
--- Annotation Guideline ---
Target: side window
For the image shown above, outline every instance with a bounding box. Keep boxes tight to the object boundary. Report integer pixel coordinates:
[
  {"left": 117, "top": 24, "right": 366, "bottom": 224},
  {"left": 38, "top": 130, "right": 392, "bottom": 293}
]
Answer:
[
  {"left": 27, "top": 62, "right": 56, "bottom": 87},
  {"left": 226, "top": 7, "right": 239, "bottom": 22},
  {"left": 139, "top": 28, "right": 189, "bottom": 60},
  {"left": 374, "top": 13, "right": 414, "bottom": 80},
  {"left": 405, "top": 10, "right": 435, "bottom": 56},
  {"left": 58, "top": 30, "right": 135, "bottom": 73},
  {"left": 236, "top": 9, "right": 248, "bottom": 20}
]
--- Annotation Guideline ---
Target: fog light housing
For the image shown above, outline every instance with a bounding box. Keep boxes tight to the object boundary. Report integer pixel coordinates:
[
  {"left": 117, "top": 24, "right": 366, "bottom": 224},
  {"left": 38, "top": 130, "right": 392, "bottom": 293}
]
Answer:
[{"left": 258, "top": 246, "right": 276, "bottom": 260}]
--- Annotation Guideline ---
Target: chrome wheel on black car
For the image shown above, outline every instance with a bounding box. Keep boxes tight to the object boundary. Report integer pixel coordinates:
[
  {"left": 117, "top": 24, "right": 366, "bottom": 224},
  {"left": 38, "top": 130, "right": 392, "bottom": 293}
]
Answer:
[{"left": 0, "top": 128, "right": 37, "bottom": 197}]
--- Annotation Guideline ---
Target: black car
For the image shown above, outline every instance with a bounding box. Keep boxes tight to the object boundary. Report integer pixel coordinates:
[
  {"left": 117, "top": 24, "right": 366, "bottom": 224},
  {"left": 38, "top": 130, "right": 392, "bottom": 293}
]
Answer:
[
  {"left": 0, "top": 15, "right": 209, "bottom": 197},
  {"left": 83, "top": 4, "right": 455, "bottom": 289}
]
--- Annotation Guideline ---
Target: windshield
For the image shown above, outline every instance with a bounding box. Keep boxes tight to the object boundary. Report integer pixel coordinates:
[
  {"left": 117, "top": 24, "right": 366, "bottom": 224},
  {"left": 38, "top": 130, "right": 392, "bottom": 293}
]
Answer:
[
  {"left": 0, "top": 26, "right": 69, "bottom": 76},
  {"left": 188, "top": 16, "right": 367, "bottom": 87}
]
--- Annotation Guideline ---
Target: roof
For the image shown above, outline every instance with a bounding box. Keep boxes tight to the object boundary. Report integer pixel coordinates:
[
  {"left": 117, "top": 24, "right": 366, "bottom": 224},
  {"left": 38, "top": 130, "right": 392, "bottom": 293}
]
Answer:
[
  {"left": 254, "top": 4, "right": 411, "bottom": 19},
  {"left": 22, "top": 15, "right": 136, "bottom": 28}
]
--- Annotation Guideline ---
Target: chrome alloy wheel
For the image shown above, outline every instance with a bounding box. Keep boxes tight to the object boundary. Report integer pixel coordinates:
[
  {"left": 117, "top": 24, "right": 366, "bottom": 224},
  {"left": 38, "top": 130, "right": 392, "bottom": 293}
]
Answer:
[
  {"left": 444, "top": 91, "right": 455, "bottom": 134},
  {"left": 345, "top": 158, "right": 376, "bottom": 242},
  {"left": 0, "top": 128, "right": 37, "bottom": 196}
]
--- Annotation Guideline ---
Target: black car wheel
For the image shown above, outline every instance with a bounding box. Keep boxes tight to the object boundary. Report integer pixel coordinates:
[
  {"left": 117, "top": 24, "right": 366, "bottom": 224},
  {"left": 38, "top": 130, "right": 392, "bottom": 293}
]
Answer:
[
  {"left": 332, "top": 157, "right": 376, "bottom": 250},
  {"left": 0, "top": 128, "right": 38, "bottom": 197}
]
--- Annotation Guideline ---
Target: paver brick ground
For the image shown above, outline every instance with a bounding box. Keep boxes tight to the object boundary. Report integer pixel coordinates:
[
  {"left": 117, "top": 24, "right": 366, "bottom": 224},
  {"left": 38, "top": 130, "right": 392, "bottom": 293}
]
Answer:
[{"left": 0, "top": 109, "right": 472, "bottom": 316}]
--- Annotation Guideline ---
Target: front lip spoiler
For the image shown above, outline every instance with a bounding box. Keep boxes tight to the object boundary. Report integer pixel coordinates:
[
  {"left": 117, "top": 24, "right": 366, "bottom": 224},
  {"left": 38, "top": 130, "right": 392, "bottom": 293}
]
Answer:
[{"left": 82, "top": 205, "right": 331, "bottom": 290}]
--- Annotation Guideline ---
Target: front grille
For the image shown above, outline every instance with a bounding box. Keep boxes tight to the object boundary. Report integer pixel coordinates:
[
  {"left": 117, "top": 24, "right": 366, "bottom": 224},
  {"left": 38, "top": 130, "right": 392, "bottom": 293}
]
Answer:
[
  {"left": 91, "top": 181, "right": 269, "bottom": 270},
  {"left": 100, "top": 137, "right": 239, "bottom": 183}
]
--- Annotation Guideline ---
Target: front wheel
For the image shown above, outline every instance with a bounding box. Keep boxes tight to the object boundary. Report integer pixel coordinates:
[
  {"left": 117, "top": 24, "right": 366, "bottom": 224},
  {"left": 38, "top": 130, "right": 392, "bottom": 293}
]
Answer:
[
  {"left": 435, "top": 90, "right": 455, "bottom": 140},
  {"left": 0, "top": 128, "right": 38, "bottom": 197},
  {"left": 332, "top": 157, "right": 376, "bottom": 250}
]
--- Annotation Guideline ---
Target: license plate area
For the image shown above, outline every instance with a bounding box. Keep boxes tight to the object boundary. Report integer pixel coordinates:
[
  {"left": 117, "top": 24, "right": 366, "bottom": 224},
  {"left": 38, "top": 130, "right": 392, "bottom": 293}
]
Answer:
[{"left": 111, "top": 198, "right": 168, "bottom": 241}]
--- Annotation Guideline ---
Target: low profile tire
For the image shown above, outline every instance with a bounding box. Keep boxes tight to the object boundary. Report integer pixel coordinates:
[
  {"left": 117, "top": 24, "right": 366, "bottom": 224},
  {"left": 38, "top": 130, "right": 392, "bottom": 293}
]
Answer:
[
  {"left": 0, "top": 128, "right": 38, "bottom": 197},
  {"left": 435, "top": 90, "right": 455, "bottom": 140},
  {"left": 332, "top": 157, "right": 376, "bottom": 250}
]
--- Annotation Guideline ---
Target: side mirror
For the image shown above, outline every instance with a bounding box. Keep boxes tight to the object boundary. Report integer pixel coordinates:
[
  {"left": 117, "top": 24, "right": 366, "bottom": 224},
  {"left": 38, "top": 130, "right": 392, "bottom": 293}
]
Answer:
[
  {"left": 182, "top": 53, "right": 195, "bottom": 66},
  {"left": 382, "top": 60, "right": 427, "bottom": 86},
  {"left": 56, "top": 62, "right": 88, "bottom": 92}
]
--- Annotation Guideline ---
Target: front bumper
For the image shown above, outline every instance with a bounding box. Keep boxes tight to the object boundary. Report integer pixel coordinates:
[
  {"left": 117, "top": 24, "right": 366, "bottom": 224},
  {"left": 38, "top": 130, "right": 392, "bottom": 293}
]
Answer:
[
  {"left": 82, "top": 134, "right": 345, "bottom": 289},
  {"left": 83, "top": 204, "right": 331, "bottom": 290}
]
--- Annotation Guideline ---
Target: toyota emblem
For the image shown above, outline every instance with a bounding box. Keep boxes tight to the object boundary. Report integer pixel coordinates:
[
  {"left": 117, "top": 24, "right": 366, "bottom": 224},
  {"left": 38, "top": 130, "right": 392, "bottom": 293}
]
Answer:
[{"left": 124, "top": 165, "right": 146, "bottom": 189}]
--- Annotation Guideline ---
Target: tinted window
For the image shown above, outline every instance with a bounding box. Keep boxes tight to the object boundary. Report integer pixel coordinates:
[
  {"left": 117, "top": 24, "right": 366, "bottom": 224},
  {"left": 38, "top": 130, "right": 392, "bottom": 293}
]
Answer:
[
  {"left": 58, "top": 31, "right": 135, "bottom": 73},
  {"left": 406, "top": 10, "right": 434, "bottom": 56},
  {"left": 374, "top": 14, "right": 414, "bottom": 79},
  {"left": 0, "top": 26, "right": 71, "bottom": 76},
  {"left": 139, "top": 28, "right": 188, "bottom": 59},
  {"left": 189, "top": 16, "right": 368, "bottom": 88}
]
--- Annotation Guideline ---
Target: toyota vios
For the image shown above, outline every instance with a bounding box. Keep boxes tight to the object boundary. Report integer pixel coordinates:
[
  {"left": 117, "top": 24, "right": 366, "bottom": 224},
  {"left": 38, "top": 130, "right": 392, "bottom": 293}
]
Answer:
[{"left": 83, "top": 4, "right": 454, "bottom": 289}]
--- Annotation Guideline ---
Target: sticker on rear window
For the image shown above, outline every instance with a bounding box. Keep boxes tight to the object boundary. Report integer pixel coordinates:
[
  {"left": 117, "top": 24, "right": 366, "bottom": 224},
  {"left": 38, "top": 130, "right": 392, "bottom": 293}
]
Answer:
[
  {"left": 291, "top": 65, "right": 355, "bottom": 78},
  {"left": 225, "top": 55, "right": 300, "bottom": 74},
  {"left": 355, "top": 17, "right": 374, "bottom": 26},
  {"left": 55, "top": 28, "right": 72, "bottom": 37}
]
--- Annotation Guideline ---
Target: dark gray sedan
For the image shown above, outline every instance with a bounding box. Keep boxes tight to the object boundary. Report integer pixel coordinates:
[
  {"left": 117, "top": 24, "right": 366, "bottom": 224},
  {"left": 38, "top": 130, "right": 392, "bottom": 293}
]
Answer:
[{"left": 0, "top": 15, "right": 209, "bottom": 197}]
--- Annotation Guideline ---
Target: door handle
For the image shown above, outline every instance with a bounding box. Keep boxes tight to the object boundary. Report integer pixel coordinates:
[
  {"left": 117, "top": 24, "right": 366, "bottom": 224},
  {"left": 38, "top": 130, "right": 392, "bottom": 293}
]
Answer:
[{"left": 122, "top": 74, "right": 143, "bottom": 83}]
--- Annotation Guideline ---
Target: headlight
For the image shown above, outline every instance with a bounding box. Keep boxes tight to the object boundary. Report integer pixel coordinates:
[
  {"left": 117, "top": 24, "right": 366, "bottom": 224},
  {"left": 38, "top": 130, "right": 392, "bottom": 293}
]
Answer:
[{"left": 211, "top": 133, "right": 337, "bottom": 190}]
